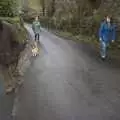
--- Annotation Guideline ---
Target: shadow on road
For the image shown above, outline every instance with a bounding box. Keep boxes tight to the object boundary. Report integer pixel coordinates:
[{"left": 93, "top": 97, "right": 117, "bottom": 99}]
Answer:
[{"left": 78, "top": 42, "right": 120, "bottom": 69}]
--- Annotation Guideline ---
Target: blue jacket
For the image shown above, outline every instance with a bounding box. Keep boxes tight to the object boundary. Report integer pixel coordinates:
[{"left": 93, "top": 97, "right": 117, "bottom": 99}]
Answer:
[{"left": 99, "top": 21, "right": 116, "bottom": 42}]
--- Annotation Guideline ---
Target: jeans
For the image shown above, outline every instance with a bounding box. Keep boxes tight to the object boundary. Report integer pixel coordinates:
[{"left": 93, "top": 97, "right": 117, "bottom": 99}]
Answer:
[
  {"left": 100, "top": 41, "right": 108, "bottom": 58},
  {"left": 35, "top": 33, "right": 40, "bottom": 41}
]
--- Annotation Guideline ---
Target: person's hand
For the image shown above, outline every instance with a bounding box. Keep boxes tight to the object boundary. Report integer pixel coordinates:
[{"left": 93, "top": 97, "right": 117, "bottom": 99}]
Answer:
[
  {"left": 99, "top": 38, "right": 102, "bottom": 41},
  {"left": 112, "top": 40, "right": 114, "bottom": 43}
]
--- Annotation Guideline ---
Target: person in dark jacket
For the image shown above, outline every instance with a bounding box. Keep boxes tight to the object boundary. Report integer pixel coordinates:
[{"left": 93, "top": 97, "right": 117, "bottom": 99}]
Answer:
[{"left": 99, "top": 15, "right": 116, "bottom": 59}]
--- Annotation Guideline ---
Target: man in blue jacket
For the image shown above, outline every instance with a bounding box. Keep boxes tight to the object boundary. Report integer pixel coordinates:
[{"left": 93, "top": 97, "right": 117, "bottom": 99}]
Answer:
[{"left": 99, "top": 15, "right": 116, "bottom": 59}]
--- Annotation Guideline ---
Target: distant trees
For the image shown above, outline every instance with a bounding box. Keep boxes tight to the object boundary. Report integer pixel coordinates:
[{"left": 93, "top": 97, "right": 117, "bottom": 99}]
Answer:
[
  {"left": 43, "top": 0, "right": 101, "bottom": 34},
  {"left": 40, "top": 0, "right": 55, "bottom": 17},
  {"left": 48, "top": 0, "right": 55, "bottom": 17},
  {"left": 39, "top": 0, "right": 120, "bottom": 38},
  {"left": 40, "top": 0, "right": 45, "bottom": 16}
]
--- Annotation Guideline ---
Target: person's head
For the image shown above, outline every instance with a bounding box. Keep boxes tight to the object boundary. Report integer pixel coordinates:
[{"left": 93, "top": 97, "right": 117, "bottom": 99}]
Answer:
[
  {"left": 105, "top": 15, "right": 112, "bottom": 23},
  {"left": 35, "top": 16, "right": 39, "bottom": 21}
]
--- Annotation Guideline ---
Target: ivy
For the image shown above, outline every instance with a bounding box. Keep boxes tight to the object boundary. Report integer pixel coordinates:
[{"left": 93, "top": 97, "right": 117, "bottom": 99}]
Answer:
[{"left": 0, "top": 0, "right": 18, "bottom": 17}]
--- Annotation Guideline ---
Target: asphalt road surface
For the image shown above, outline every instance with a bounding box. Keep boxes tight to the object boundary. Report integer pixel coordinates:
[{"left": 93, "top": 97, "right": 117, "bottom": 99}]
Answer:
[{"left": 15, "top": 25, "right": 120, "bottom": 120}]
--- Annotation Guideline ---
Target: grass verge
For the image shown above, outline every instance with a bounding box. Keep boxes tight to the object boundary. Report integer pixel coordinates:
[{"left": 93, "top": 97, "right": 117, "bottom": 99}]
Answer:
[{"left": 52, "top": 29, "right": 120, "bottom": 61}]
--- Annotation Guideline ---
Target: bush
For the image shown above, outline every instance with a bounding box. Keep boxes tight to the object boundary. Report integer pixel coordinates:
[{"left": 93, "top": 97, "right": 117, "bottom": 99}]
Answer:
[
  {"left": 0, "top": 0, "right": 18, "bottom": 17},
  {"left": 0, "top": 17, "right": 20, "bottom": 24},
  {"left": 78, "top": 13, "right": 103, "bottom": 37},
  {"left": 39, "top": 17, "right": 50, "bottom": 27}
]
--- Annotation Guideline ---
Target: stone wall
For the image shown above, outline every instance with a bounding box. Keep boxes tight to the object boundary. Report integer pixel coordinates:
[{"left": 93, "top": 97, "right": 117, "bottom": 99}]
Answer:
[
  {"left": 0, "top": 39, "right": 33, "bottom": 94},
  {"left": 0, "top": 19, "right": 32, "bottom": 93}
]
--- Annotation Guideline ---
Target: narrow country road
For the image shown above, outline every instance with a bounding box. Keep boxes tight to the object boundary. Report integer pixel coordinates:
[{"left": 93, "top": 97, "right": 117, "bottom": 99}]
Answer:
[{"left": 15, "top": 25, "right": 120, "bottom": 120}]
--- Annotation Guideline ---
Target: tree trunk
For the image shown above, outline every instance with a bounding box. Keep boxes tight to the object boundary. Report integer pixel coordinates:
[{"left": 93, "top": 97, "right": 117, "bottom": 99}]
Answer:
[{"left": 40, "top": 0, "right": 45, "bottom": 16}]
